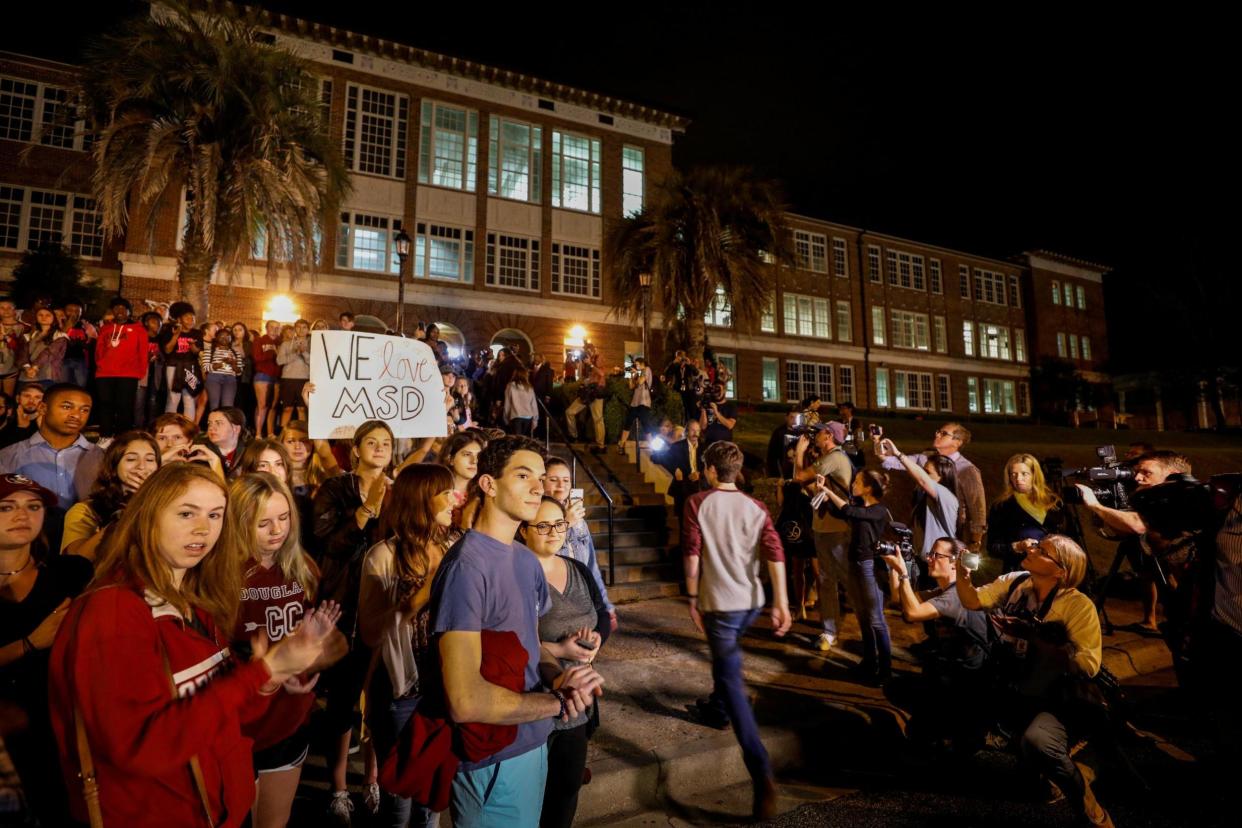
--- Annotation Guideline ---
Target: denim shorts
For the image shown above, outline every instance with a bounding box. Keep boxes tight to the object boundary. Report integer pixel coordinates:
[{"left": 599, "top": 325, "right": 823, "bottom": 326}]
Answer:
[{"left": 254, "top": 372, "right": 277, "bottom": 384}]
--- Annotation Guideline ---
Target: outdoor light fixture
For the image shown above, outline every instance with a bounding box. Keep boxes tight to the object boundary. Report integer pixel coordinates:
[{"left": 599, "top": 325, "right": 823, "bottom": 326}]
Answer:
[
  {"left": 263, "top": 294, "right": 298, "bottom": 324},
  {"left": 393, "top": 227, "right": 412, "bottom": 335},
  {"left": 569, "top": 324, "right": 587, "bottom": 340},
  {"left": 649, "top": 436, "right": 666, "bottom": 452}
]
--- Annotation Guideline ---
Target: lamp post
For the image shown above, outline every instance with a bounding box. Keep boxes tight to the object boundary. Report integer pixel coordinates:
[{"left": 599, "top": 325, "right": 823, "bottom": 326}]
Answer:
[
  {"left": 393, "top": 227, "right": 412, "bottom": 336},
  {"left": 638, "top": 271, "right": 652, "bottom": 361}
]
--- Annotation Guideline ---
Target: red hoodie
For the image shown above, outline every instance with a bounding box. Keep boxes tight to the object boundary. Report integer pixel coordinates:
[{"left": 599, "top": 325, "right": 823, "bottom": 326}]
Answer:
[
  {"left": 48, "top": 584, "right": 272, "bottom": 828},
  {"left": 94, "top": 321, "right": 150, "bottom": 379}
]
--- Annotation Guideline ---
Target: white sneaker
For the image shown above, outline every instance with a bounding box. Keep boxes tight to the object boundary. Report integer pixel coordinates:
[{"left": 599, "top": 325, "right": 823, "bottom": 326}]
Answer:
[
  {"left": 363, "top": 782, "right": 381, "bottom": 815},
  {"left": 328, "top": 791, "right": 353, "bottom": 826},
  {"left": 815, "top": 633, "right": 835, "bottom": 652}
]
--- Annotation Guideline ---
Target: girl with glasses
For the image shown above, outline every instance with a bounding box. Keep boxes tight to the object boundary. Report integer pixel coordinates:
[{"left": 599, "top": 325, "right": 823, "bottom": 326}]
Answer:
[{"left": 520, "top": 495, "right": 611, "bottom": 828}]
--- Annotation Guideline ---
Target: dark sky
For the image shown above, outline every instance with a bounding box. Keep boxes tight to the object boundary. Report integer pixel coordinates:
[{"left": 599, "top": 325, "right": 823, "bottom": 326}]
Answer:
[{"left": 5, "top": 3, "right": 1235, "bottom": 369}]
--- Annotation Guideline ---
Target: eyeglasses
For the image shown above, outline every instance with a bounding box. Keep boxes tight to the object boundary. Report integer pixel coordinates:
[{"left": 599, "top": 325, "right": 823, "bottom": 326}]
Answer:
[
  {"left": 532, "top": 520, "right": 569, "bottom": 535},
  {"left": 934, "top": 429, "right": 958, "bottom": 439},
  {"left": 927, "top": 551, "right": 956, "bottom": 562},
  {"left": 1033, "top": 545, "right": 1065, "bottom": 570}
]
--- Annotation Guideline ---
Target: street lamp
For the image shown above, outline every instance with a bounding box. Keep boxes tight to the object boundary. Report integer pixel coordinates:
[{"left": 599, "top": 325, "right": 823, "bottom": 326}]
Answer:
[
  {"left": 393, "top": 227, "right": 412, "bottom": 336},
  {"left": 638, "top": 272, "right": 652, "bottom": 362}
]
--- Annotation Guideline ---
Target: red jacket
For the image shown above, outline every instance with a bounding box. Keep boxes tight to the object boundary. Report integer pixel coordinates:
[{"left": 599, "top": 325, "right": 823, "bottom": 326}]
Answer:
[
  {"left": 94, "top": 321, "right": 150, "bottom": 379},
  {"left": 49, "top": 584, "right": 273, "bottom": 828},
  {"left": 252, "top": 335, "right": 281, "bottom": 379}
]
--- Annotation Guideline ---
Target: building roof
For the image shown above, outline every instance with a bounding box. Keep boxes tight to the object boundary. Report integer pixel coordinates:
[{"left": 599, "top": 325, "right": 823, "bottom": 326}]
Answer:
[
  {"left": 1023, "top": 249, "right": 1111, "bottom": 274},
  {"left": 196, "top": 1, "right": 691, "bottom": 132}
]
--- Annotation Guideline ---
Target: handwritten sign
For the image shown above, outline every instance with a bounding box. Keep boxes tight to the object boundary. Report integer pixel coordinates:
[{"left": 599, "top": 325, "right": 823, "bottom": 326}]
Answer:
[{"left": 308, "top": 331, "right": 447, "bottom": 439}]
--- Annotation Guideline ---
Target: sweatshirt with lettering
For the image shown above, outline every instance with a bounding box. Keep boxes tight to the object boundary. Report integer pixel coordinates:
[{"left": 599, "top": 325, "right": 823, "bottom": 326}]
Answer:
[{"left": 48, "top": 583, "right": 273, "bottom": 827}]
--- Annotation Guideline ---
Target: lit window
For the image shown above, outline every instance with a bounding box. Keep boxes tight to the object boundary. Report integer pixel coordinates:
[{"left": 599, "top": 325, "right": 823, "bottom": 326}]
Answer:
[
  {"left": 836, "top": 301, "right": 852, "bottom": 342},
  {"left": 979, "top": 324, "right": 1011, "bottom": 360},
  {"left": 1014, "top": 328, "right": 1027, "bottom": 362},
  {"left": 762, "top": 357, "right": 779, "bottom": 401},
  {"left": 972, "top": 268, "right": 1008, "bottom": 305},
  {"left": 876, "top": 367, "right": 890, "bottom": 408},
  {"left": 967, "top": 377, "right": 979, "bottom": 413},
  {"left": 1076, "top": 284, "right": 1087, "bottom": 310},
  {"left": 893, "top": 371, "right": 934, "bottom": 410},
  {"left": 706, "top": 286, "right": 733, "bottom": 327},
  {"left": 551, "top": 130, "right": 601, "bottom": 213},
  {"left": 1068, "top": 334, "right": 1079, "bottom": 360},
  {"left": 871, "top": 306, "right": 886, "bottom": 345},
  {"left": 782, "top": 293, "right": 830, "bottom": 338},
  {"left": 345, "top": 84, "right": 409, "bottom": 179},
  {"left": 889, "top": 309, "right": 930, "bottom": 350},
  {"left": 337, "top": 211, "right": 401, "bottom": 273},
  {"left": 1063, "top": 282, "right": 1074, "bottom": 307},
  {"left": 1056, "top": 332, "right": 1066, "bottom": 358},
  {"left": 622, "top": 145, "right": 645, "bottom": 216},
  {"left": 983, "top": 379, "right": 1017, "bottom": 414},
  {"left": 413, "top": 223, "right": 474, "bottom": 282},
  {"left": 963, "top": 320, "right": 975, "bottom": 356},
  {"left": 419, "top": 101, "right": 477, "bottom": 191},
  {"left": 838, "top": 365, "right": 854, "bottom": 403},
  {"left": 1081, "top": 336, "right": 1092, "bottom": 361},
  {"left": 761, "top": 298, "right": 777, "bottom": 333},
  {"left": 717, "top": 354, "right": 737, "bottom": 399},
  {"left": 488, "top": 116, "right": 540, "bottom": 202},
  {"left": 485, "top": 233, "right": 540, "bottom": 291},
  {"left": 1051, "top": 280, "right": 1062, "bottom": 305},
  {"left": 551, "top": 243, "right": 601, "bottom": 298},
  {"left": 933, "top": 316, "right": 947, "bottom": 353},
  {"left": 794, "top": 230, "right": 828, "bottom": 273}
]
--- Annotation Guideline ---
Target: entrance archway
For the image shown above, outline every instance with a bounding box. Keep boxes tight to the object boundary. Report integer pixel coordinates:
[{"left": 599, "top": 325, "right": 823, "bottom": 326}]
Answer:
[{"left": 490, "top": 328, "right": 533, "bottom": 364}]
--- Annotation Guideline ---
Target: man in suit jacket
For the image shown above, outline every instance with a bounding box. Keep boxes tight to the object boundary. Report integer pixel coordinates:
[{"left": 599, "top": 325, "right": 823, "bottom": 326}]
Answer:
[{"left": 668, "top": 420, "right": 707, "bottom": 533}]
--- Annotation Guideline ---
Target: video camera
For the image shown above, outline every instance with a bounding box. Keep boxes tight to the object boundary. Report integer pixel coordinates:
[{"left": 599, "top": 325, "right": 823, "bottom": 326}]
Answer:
[
  {"left": 1051, "top": 445, "right": 1135, "bottom": 510},
  {"left": 784, "top": 413, "right": 813, "bottom": 444},
  {"left": 874, "top": 523, "right": 916, "bottom": 566}
]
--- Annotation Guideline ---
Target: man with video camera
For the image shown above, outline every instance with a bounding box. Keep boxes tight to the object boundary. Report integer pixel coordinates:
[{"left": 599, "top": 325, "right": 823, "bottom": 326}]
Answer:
[
  {"left": 697, "top": 380, "right": 737, "bottom": 449},
  {"left": 1073, "top": 450, "right": 1191, "bottom": 632}
]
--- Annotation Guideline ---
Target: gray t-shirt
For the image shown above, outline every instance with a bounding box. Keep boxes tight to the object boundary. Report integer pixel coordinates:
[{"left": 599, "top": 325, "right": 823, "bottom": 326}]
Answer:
[
  {"left": 926, "top": 583, "right": 992, "bottom": 668},
  {"left": 538, "top": 558, "right": 598, "bottom": 730},
  {"left": 919, "top": 483, "right": 959, "bottom": 560}
]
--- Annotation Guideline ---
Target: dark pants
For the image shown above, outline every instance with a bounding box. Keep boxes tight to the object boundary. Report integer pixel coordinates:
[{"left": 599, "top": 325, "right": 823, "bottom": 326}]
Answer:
[
  {"left": 680, "top": 392, "right": 698, "bottom": 425},
  {"left": 2, "top": 695, "right": 73, "bottom": 827},
  {"left": 367, "top": 671, "right": 439, "bottom": 828},
  {"left": 540, "top": 724, "right": 588, "bottom": 828},
  {"left": 94, "top": 376, "right": 138, "bottom": 436},
  {"left": 510, "top": 417, "right": 534, "bottom": 437},
  {"left": 851, "top": 559, "right": 892, "bottom": 673},
  {"left": 701, "top": 607, "right": 770, "bottom": 782},
  {"left": 1019, "top": 711, "right": 1086, "bottom": 806}
]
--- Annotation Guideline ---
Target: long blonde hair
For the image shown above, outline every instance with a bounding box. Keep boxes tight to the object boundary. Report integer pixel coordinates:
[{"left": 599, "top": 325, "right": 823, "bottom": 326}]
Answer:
[
  {"left": 93, "top": 463, "right": 240, "bottom": 633},
  {"left": 227, "top": 472, "right": 317, "bottom": 600},
  {"left": 996, "top": 453, "right": 1060, "bottom": 511}
]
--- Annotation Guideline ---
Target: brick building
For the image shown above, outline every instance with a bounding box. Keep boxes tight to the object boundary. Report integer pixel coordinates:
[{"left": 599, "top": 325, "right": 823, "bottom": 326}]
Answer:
[{"left": 1, "top": 9, "right": 1113, "bottom": 422}]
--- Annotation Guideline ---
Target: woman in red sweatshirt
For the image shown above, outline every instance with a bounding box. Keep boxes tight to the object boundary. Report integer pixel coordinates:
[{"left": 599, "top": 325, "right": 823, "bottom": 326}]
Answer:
[
  {"left": 94, "top": 297, "right": 150, "bottom": 436},
  {"left": 228, "top": 471, "right": 345, "bottom": 828},
  {"left": 47, "top": 462, "right": 339, "bottom": 828}
]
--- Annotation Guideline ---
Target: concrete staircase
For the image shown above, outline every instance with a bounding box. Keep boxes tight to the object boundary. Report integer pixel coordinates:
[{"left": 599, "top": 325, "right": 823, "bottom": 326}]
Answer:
[{"left": 551, "top": 441, "right": 683, "bottom": 603}]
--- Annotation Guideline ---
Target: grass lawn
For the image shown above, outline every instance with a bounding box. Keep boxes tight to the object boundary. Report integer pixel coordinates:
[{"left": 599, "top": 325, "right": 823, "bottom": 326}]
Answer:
[{"left": 735, "top": 411, "right": 1242, "bottom": 575}]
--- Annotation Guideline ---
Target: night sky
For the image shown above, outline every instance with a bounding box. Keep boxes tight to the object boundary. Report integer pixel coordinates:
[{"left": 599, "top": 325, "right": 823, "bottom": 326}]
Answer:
[{"left": 4, "top": 3, "right": 1234, "bottom": 370}]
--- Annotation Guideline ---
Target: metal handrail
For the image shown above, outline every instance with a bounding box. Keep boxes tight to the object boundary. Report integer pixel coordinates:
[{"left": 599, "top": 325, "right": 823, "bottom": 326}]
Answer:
[{"left": 536, "top": 395, "right": 616, "bottom": 587}]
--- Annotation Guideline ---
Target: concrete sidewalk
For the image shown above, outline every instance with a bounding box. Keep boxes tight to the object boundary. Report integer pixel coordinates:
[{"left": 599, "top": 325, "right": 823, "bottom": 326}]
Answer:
[{"left": 577, "top": 595, "right": 1173, "bottom": 825}]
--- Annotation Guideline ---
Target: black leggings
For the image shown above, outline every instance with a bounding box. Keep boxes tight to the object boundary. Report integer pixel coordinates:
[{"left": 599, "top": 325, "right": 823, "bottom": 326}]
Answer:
[
  {"left": 94, "top": 376, "right": 138, "bottom": 436},
  {"left": 541, "top": 723, "right": 588, "bottom": 828}
]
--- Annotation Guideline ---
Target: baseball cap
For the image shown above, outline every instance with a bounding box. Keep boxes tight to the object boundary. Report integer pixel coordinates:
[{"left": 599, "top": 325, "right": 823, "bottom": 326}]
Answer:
[
  {"left": 819, "top": 421, "right": 847, "bottom": 444},
  {"left": 0, "top": 474, "right": 57, "bottom": 507}
]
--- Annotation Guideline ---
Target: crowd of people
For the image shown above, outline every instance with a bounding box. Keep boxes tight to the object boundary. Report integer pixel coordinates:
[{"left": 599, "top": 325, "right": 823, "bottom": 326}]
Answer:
[{"left": 0, "top": 295, "right": 625, "bottom": 828}]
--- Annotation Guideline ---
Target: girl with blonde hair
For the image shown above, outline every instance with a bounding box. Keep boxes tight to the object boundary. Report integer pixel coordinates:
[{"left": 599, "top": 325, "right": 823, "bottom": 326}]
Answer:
[{"left": 988, "top": 453, "right": 1064, "bottom": 573}]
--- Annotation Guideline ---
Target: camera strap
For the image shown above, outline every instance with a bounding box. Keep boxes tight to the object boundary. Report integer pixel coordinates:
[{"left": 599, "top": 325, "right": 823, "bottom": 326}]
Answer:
[{"left": 1003, "top": 572, "right": 1060, "bottom": 622}]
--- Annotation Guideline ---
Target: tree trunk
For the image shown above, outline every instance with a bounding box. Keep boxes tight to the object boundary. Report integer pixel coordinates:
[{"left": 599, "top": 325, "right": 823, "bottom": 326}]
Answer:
[
  {"left": 684, "top": 315, "right": 707, "bottom": 364},
  {"left": 178, "top": 234, "right": 216, "bottom": 320}
]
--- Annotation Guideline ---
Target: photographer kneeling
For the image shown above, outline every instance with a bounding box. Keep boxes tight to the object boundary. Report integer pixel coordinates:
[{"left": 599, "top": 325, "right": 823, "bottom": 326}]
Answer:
[{"left": 956, "top": 535, "right": 1113, "bottom": 828}]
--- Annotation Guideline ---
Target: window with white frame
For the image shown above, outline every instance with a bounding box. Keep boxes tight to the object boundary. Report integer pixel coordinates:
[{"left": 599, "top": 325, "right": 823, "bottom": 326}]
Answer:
[
  {"left": 959, "top": 264, "right": 970, "bottom": 298},
  {"left": 1018, "top": 381, "right": 1031, "bottom": 416},
  {"left": 622, "top": 145, "right": 645, "bottom": 216},
  {"left": 936, "top": 374, "right": 951, "bottom": 411},
  {"left": 488, "top": 116, "right": 540, "bottom": 202},
  {"left": 876, "top": 367, "right": 890, "bottom": 407},
  {"left": 1081, "top": 336, "right": 1092, "bottom": 361},
  {"left": 24, "top": 191, "right": 65, "bottom": 249},
  {"left": 0, "top": 186, "right": 104, "bottom": 259},
  {"left": 836, "top": 301, "right": 852, "bottom": 342},
  {"left": 760, "top": 298, "right": 776, "bottom": 333},
  {"left": 894, "top": 370, "right": 934, "bottom": 410},
  {"left": 794, "top": 230, "right": 828, "bottom": 273},
  {"left": 1051, "top": 280, "right": 1062, "bottom": 304},
  {"left": 344, "top": 84, "right": 409, "bottom": 179},
  {"left": 963, "top": 320, "right": 975, "bottom": 356},
  {"left": 69, "top": 196, "right": 102, "bottom": 258},
  {"left": 979, "top": 323, "right": 1011, "bottom": 360},
  {"left": 930, "top": 258, "right": 943, "bottom": 294},
  {"left": 871, "top": 306, "right": 886, "bottom": 345},
  {"left": 485, "top": 233, "right": 540, "bottom": 291},
  {"left": 0, "top": 186, "right": 22, "bottom": 249},
  {"left": 886, "top": 249, "right": 926, "bottom": 290},
  {"left": 982, "top": 379, "right": 1017, "bottom": 414},
  {"left": 782, "top": 293, "right": 830, "bottom": 338},
  {"left": 1008, "top": 274, "right": 1021, "bottom": 308},
  {"left": 551, "top": 243, "right": 601, "bottom": 298},
  {"left": 867, "top": 244, "right": 881, "bottom": 283},
  {"left": 717, "top": 354, "right": 737, "bottom": 398},
  {"left": 838, "top": 365, "right": 854, "bottom": 403},
  {"left": 831, "top": 237, "right": 848, "bottom": 277},
  {"left": 972, "top": 268, "right": 1007, "bottom": 305},
  {"left": 889, "top": 309, "right": 930, "bottom": 350},
  {"left": 933, "top": 315, "right": 947, "bottom": 353},
  {"left": 1068, "top": 334, "right": 1079, "bottom": 360},
  {"left": 785, "top": 360, "right": 833, "bottom": 403},
  {"left": 551, "top": 130, "right": 601, "bottom": 213},
  {"left": 1014, "top": 328, "right": 1027, "bottom": 362},
  {"left": 0, "top": 76, "right": 88, "bottom": 150},
  {"left": 419, "top": 101, "right": 476, "bottom": 191},
  {"left": 1076, "top": 284, "right": 1086, "bottom": 310},
  {"left": 705, "top": 286, "right": 733, "bottom": 327},
  {"left": 967, "top": 377, "right": 979, "bottom": 412},
  {"left": 1056, "top": 332, "right": 1066, "bottom": 358},
  {"left": 762, "top": 357, "right": 779, "bottom": 401},
  {"left": 413, "top": 222, "right": 473, "bottom": 282},
  {"left": 337, "top": 211, "right": 401, "bottom": 273},
  {"left": 1063, "top": 282, "right": 1074, "bottom": 307}
]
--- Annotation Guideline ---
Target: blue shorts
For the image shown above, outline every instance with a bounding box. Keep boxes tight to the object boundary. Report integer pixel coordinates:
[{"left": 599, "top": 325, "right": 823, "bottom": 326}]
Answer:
[
  {"left": 451, "top": 744, "right": 548, "bottom": 828},
  {"left": 254, "top": 372, "right": 278, "bottom": 384}
]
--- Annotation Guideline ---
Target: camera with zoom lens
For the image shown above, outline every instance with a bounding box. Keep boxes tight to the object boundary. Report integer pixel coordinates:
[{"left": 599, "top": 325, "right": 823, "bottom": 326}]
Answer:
[
  {"left": 874, "top": 523, "right": 916, "bottom": 564},
  {"left": 697, "top": 382, "right": 725, "bottom": 408},
  {"left": 1050, "top": 445, "right": 1134, "bottom": 510}
]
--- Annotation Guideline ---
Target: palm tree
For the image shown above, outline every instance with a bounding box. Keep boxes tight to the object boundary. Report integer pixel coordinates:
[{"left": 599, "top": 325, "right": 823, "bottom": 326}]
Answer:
[
  {"left": 606, "top": 166, "right": 791, "bottom": 362},
  {"left": 80, "top": 1, "right": 350, "bottom": 317}
]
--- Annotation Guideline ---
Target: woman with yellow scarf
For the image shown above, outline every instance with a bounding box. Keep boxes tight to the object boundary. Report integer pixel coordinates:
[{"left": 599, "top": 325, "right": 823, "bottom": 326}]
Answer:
[{"left": 987, "top": 454, "right": 1064, "bottom": 573}]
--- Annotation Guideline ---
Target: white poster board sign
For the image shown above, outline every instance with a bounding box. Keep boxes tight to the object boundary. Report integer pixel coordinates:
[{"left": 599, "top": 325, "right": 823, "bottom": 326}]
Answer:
[{"left": 308, "top": 331, "right": 446, "bottom": 439}]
